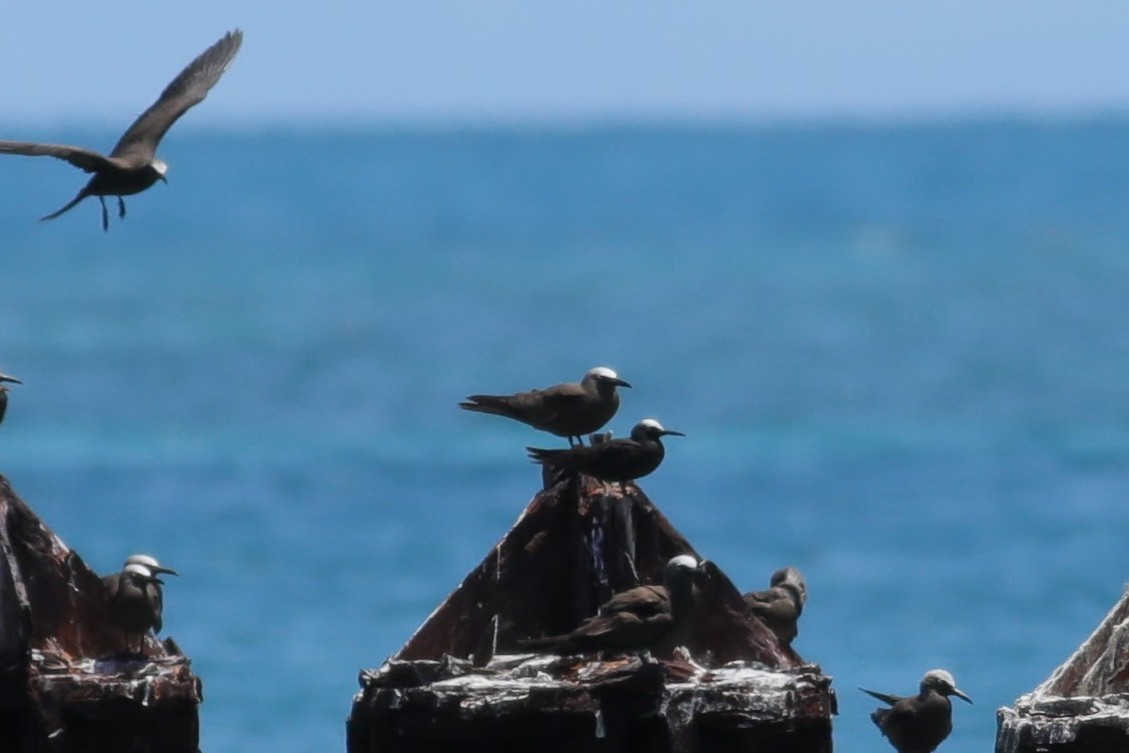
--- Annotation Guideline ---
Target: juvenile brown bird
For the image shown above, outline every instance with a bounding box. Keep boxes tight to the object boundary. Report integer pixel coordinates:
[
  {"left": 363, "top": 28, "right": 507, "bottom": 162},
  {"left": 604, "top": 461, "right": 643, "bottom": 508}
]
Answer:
[
  {"left": 860, "top": 669, "right": 972, "bottom": 753},
  {"left": 743, "top": 566, "right": 807, "bottom": 646},
  {"left": 461, "top": 366, "right": 631, "bottom": 446},
  {"left": 518, "top": 554, "right": 707, "bottom": 656},
  {"left": 0, "top": 30, "right": 243, "bottom": 231}
]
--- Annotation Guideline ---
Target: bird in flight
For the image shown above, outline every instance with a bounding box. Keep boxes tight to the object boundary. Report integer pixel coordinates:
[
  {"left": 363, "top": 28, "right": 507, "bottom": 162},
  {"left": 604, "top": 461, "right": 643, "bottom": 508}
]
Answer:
[{"left": 0, "top": 29, "right": 243, "bottom": 231}]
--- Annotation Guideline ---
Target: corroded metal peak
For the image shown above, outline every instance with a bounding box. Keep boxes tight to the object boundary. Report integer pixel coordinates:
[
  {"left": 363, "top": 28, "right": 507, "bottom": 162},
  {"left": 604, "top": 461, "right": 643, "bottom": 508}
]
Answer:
[
  {"left": 352, "top": 475, "right": 835, "bottom": 753},
  {"left": 395, "top": 473, "right": 799, "bottom": 667},
  {"left": 997, "top": 587, "right": 1129, "bottom": 753},
  {"left": 0, "top": 475, "right": 201, "bottom": 752}
]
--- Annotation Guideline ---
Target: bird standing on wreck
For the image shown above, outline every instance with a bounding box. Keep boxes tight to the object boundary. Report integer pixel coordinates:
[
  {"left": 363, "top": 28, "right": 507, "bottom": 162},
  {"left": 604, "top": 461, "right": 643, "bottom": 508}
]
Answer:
[
  {"left": 0, "top": 29, "right": 243, "bottom": 231},
  {"left": 860, "top": 669, "right": 972, "bottom": 753},
  {"left": 518, "top": 554, "right": 708, "bottom": 656},
  {"left": 103, "top": 555, "right": 178, "bottom": 654},
  {"left": 743, "top": 566, "right": 807, "bottom": 647},
  {"left": 0, "top": 373, "right": 22, "bottom": 427},
  {"left": 526, "top": 417, "right": 684, "bottom": 489},
  {"left": 460, "top": 366, "right": 631, "bottom": 446}
]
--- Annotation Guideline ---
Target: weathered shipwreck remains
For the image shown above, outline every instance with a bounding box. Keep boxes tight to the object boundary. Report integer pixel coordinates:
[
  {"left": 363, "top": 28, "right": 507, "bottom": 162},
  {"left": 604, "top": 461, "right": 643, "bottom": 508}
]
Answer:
[
  {"left": 997, "top": 588, "right": 1129, "bottom": 753},
  {"left": 348, "top": 471, "right": 836, "bottom": 753},
  {"left": 0, "top": 475, "right": 201, "bottom": 753}
]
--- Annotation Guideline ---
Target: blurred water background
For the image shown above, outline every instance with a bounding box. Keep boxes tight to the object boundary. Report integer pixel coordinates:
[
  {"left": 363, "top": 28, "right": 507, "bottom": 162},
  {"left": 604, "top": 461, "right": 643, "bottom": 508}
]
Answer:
[{"left": 2, "top": 120, "right": 1129, "bottom": 752}]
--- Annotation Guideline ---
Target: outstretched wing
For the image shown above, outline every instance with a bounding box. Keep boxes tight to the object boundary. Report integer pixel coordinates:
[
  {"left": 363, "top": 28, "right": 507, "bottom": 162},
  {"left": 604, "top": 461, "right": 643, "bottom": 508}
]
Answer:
[
  {"left": 111, "top": 29, "right": 243, "bottom": 160},
  {"left": 0, "top": 140, "right": 114, "bottom": 173}
]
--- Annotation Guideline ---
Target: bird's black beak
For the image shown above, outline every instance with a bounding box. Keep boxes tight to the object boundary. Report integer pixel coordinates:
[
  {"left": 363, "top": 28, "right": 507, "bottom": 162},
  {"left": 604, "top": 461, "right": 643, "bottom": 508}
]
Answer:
[
  {"left": 159, "top": 175, "right": 169, "bottom": 184},
  {"left": 151, "top": 566, "right": 179, "bottom": 576},
  {"left": 952, "top": 688, "right": 973, "bottom": 704},
  {"left": 150, "top": 577, "right": 166, "bottom": 586},
  {"left": 661, "top": 429, "right": 686, "bottom": 437},
  {"left": 611, "top": 377, "right": 632, "bottom": 388},
  {"left": 695, "top": 559, "right": 713, "bottom": 578},
  {"left": 0, "top": 373, "right": 21, "bottom": 385}
]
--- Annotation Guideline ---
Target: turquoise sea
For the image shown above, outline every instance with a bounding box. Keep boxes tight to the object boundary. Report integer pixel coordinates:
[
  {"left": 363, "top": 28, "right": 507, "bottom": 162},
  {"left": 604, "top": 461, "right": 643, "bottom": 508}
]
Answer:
[{"left": 3, "top": 121, "right": 1129, "bottom": 752}]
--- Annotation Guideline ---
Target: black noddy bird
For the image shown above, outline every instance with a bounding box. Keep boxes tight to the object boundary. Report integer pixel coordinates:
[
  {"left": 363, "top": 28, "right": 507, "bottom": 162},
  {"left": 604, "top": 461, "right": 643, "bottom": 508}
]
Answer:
[
  {"left": 0, "top": 29, "right": 243, "bottom": 231},
  {"left": 104, "top": 562, "right": 170, "bottom": 654},
  {"left": 860, "top": 669, "right": 972, "bottom": 753},
  {"left": 743, "top": 565, "right": 807, "bottom": 646},
  {"left": 526, "top": 417, "right": 684, "bottom": 489},
  {"left": 460, "top": 366, "right": 631, "bottom": 446},
  {"left": 518, "top": 554, "right": 708, "bottom": 655},
  {"left": 0, "top": 373, "right": 22, "bottom": 427}
]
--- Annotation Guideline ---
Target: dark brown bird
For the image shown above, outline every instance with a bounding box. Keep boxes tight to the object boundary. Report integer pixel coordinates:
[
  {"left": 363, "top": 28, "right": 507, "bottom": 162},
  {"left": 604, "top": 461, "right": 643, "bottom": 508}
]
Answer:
[
  {"left": 461, "top": 366, "right": 631, "bottom": 446},
  {"left": 518, "top": 554, "right": 707, "bottom": 655},
  {"left": 0, "top": 373, "right": 21, "bottom": 427},
  {"left": 744, "top": 566, "right": 807, "bottom": 646},
  {"left": 101, "top": 553, "right": 179, "bottom": 613},
  {"left": 0, "top": 29, "right": 243, "bottom": 231},
  {"left": 860, "top": 669, "right": 972, "bottom": 753},
  {"left": 104, "top": 562, "right": 170, "bottom": 653},
  {"left": 527, "top": 418, "right": 683, "bottom": 487}
]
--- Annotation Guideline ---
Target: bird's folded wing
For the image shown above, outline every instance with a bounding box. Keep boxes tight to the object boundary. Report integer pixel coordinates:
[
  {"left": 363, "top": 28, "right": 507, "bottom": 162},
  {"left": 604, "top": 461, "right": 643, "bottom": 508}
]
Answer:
[{"left": 600, "top": 585, "right": 668, "bottom": 616}]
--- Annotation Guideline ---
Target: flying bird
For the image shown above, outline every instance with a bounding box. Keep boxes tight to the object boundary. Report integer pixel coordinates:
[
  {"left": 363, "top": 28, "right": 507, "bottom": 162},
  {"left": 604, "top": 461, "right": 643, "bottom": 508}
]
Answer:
[
  {"left": 860, "top": 669, "right": 972, "bottom": 753},
  {"left": 527, "top": 417, "right": 683, "bottom": 489},
  {"left": 0, "top": 29, "right": 243, "bottom": 231},
  {"left": 744, "top": 566, "right": 807, "bottom": 646},
  {"left": 460, "top": 366, "right": 631, "bottom": 446},
  {"left": 518, "top": 554, "right": 707, "bottom": 656},
  {"left": 0, "top": 373, "right": 21, "bottom": 427}
]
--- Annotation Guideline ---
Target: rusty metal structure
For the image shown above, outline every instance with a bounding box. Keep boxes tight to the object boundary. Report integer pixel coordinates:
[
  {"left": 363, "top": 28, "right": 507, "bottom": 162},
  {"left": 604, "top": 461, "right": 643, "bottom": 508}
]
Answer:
[
  {"left": 0, "top": 475, "right": 201, "bottom": 753},
  {"left": 997, "top": 588, "right": 1129, "bottom": 753},
  {"left": 348, "top": 472, "right": 836, "bottom": 753}
]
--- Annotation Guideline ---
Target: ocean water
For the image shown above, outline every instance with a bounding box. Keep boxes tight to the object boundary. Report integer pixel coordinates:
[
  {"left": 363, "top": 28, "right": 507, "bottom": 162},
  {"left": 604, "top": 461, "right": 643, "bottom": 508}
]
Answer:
[{"left": 3, "top": 121, "right": 1129, "bottom": 752}]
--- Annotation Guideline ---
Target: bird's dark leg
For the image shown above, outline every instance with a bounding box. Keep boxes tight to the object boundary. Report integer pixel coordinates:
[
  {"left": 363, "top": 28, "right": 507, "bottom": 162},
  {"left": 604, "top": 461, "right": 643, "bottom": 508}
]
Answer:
[
  {"left": 117, "top": 196, "right": 126, "bottom": 219},
  {"left": 98, "top": 197, "right": 109, "bottom": 231},
  {"left": 568, "top": 436, "right": 579, "bottom": 447}
]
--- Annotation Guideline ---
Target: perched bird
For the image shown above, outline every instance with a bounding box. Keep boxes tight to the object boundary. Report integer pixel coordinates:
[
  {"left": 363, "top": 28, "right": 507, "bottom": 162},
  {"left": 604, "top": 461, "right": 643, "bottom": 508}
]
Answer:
[
  {"left": 0, "top": 29, "right": 243, "bottom": 231},
  {"left": 460, "top": 366, "right": 631, "bottom": 446},
  {"left": 104, "top": 562, "right": 171, "bottom": 653},
  {"left": 518, "top": 554, "right": 707, "bottom": 655},
  {"left": 0, "top": 373, "right": 22, "bottom": 427},
  {"left": 527, "top": 418, "right": 684, "bottom": 489},
  {"left": 743, "top": 566, "right": 807, "bottom": 646},
  {"left": 102, "top": 553, "right": 179, "bottom": 596},
  {"left": 860, "top": 669, "right": 972, "bottom": 753}
]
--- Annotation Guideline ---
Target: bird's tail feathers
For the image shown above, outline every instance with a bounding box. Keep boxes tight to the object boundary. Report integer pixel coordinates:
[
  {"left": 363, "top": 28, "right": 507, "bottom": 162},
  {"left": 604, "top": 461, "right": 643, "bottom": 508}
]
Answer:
[
  {"left": 458, "top": 395, "right": 519, "bottom": 418},
  {"left": 526, "top": 447, "right": 569, "bottom": 464},
  {"left": 39, "top": 190, "right": 88, "bottom": 222},
  {"left": 858, "top": 687, "right": 901, "bottom": 706}
]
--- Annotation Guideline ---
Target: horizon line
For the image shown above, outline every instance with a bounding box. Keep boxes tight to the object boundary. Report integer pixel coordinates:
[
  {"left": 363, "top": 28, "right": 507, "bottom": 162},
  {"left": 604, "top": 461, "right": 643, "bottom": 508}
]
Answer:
[{"left": 4, "top": 106, "right": 1129, "bottom": 134}]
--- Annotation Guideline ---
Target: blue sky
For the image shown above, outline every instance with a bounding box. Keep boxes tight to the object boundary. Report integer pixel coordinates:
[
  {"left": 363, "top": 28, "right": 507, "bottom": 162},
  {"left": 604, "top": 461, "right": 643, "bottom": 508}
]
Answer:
[{"left": 3, "top": 2, "right": 1129, "bottom": 126}]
